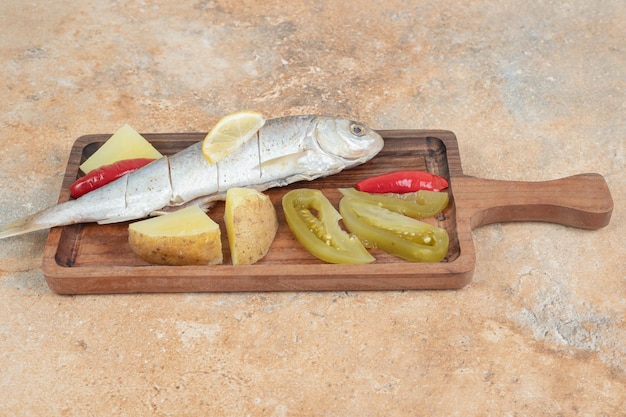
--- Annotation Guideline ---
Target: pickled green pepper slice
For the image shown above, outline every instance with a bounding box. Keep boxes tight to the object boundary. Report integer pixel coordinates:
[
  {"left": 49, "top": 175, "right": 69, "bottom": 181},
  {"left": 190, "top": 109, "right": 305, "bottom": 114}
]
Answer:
[
  {"left": 338, "top": 188, "right": 449, "bottom": 219},
  {"left": 339, "top": 197, "right": 449, "bottom": 262},
  {"left": 282, "top": 189, "right": 375, "bottom": 264}
]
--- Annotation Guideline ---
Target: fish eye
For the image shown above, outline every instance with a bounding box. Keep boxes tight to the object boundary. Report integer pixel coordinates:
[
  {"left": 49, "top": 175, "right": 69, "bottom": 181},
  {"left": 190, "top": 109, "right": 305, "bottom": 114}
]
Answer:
[{"left": 350, "top": 122, "right": 366, "bottom": 137}]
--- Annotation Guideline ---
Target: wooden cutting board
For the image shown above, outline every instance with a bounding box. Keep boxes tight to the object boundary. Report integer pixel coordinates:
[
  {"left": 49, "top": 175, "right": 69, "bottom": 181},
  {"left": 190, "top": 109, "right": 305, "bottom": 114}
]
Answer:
[{"left": 42, "top": 130, "right": 613, "bottom": 294}]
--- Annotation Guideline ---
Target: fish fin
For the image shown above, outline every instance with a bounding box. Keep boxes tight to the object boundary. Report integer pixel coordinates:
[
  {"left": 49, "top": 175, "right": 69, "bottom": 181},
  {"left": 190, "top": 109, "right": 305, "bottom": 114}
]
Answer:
[
  {"left": 149, "top": 199, "right": 218, "bottom": 216},
  {"left": 97, "top": 216, "right": 140, "bottom": 225},
  {"left": 256, "top": 151, "right": 308, "bottom": 172},
  {"left": 0, "top": 211, "right": 53, "bottom": 239},
  {"left": 147, "top": 210, "right": 169, "bottom": 217}
]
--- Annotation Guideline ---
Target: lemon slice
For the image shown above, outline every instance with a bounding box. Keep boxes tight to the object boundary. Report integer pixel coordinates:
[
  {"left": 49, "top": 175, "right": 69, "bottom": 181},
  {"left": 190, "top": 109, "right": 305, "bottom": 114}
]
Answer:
[{"left": 202, "top": 110, "right": 266, "bottom": 164}]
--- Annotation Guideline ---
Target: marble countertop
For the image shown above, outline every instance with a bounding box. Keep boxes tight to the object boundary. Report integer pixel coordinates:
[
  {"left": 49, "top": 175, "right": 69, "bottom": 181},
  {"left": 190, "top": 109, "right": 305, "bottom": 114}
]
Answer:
[{"left": 0, "top": 0, "right": 624, "bottom": 415}]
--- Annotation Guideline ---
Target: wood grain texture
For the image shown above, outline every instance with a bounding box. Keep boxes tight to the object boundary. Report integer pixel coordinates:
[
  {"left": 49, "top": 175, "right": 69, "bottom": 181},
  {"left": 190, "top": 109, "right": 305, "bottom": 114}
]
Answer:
[{"left": 41, "top": 130, "right": 613, "bottom": 294}]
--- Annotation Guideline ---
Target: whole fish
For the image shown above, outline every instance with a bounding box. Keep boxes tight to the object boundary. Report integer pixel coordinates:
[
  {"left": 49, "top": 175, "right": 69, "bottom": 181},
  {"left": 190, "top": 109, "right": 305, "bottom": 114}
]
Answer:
[{"left": 0, "top": 115, "right": 384, "bottom": 239}]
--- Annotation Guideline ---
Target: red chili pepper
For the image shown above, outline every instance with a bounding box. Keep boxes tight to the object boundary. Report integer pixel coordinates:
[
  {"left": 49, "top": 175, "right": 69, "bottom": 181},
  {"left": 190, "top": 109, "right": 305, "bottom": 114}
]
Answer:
[
  {"left": 70, "top": 158, "right": 156, "bottom": 198},
  {"left": 355, "top": 170, "right": 449, "bottom": 194}
]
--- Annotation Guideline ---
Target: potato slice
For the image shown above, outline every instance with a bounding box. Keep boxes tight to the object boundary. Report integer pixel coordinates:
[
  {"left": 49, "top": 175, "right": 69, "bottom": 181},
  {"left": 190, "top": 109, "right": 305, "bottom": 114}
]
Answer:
[
  {"left": 80, "top": 124, "right": 163, "bottom": 174},
  {"left": 129, "top": 206, "right": 222, "bottom": 266},
  {"left": 225, "top": 188, "right": 278, "bottom": 265}
]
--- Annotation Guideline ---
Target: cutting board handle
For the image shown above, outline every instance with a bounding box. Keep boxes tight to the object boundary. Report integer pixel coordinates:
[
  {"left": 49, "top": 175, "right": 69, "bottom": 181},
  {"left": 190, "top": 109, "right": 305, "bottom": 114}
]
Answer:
[{"left": 453, "top": 173, "right": 613, "bottom": 230}]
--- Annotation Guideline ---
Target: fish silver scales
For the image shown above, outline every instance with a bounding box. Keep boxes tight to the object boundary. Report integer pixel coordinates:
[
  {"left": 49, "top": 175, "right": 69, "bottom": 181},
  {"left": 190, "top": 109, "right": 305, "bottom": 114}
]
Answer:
[
  {"left": 0, "top": 115, "right": 383, "bottom": 239},
  {"left": 171, "top": 115, "right": 380, "bottom": 208}
]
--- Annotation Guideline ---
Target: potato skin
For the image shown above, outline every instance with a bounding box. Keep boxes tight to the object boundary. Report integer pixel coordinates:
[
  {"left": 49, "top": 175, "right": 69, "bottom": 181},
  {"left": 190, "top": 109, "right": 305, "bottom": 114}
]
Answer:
[
  {"left": 128, "top": 229, "right": 223, "bottom": 266},
  {"left": 225, "top": 188, "right": 278, "bottom": 265}
]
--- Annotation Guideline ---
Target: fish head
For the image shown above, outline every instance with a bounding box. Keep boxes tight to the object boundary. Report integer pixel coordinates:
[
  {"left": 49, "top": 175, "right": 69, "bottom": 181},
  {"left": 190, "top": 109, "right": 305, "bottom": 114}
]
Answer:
[{"left": 313, "top": 117, "right": 384, "bottom": 165}]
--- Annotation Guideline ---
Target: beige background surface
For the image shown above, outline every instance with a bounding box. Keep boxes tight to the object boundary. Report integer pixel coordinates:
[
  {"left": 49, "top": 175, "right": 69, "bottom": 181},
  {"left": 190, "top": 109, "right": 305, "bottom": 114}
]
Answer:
[{"left": 0, "top": 0, "right": 624, "bottom": 415}]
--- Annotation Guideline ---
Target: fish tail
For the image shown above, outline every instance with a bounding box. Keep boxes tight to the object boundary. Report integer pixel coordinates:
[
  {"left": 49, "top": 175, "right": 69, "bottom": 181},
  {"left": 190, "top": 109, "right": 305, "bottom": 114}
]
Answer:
[
  {"left": 0, "top": 211, "right": 53, "bottom": 239},
  {"left": 0, "top": 201, "right": 78, "bottom": 240}
]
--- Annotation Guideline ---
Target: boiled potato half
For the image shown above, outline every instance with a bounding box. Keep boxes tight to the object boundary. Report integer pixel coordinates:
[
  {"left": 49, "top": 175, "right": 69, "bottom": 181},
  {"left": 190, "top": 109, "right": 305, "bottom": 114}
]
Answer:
[
  {"left": 80, "top": 124, "right": 163, "bottom": 174},
  {"left": 129, "top": 206, "right": 222, "bottom": 266},
  {"left": 225, "top": 188, "right": 278, "bottom": 265}
]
